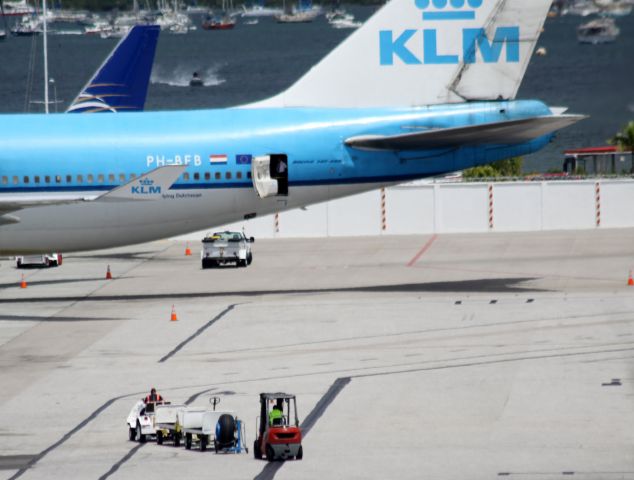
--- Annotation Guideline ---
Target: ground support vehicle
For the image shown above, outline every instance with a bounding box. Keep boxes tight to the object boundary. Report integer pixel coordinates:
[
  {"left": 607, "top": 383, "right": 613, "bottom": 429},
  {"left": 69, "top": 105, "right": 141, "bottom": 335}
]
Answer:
[
  {"left": 254, "top": 393, "right": 303, "bottom": 461},
  {"left": 126, "top": 400, "right": 162, "bottom": 443},
  {"left": 15, "top": 253, "right": 62, "bottom": 268},
  {"left": 154, "top": 403, "right": 186, "bottom": 446},
  {"left": 201, "top": 231, "right": 254, "bottom": 268}
]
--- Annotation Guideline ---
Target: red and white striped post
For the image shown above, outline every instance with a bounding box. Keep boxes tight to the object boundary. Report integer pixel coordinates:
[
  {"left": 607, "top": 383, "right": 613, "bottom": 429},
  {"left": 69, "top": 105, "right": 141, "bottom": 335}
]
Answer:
[
  {"left": 380, "top": 188, "right": 387, "bottom": 232},
  {"left": 595, "top": 182, "right": 601, "bottom": 227},
  {"left": 488, "top": 184, "right": 494, "bottom": 230}
]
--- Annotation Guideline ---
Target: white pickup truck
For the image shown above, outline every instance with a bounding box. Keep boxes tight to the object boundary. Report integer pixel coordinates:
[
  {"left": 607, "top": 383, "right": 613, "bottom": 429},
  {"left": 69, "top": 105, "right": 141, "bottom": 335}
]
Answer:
[
  {"left": 15, "top": 253, "right": 62, "bottom": 268},
  {"left": 201, "top": 231, "right": 254, "bottom": 268}
]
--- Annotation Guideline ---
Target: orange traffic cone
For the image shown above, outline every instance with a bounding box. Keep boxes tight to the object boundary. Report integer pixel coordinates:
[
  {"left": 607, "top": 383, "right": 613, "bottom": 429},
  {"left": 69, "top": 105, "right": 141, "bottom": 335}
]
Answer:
[
  {"left": 185, "top": 243, "right": 192, "bottom": 256},
  {"left": 170, "top": 305, "right": 178, "bottom": 322},
  {"left": 106, "top": 265, "right": 113, "bottom": 280},
  {"left": 628, "top": 270, "right": 634, "bottom": 286},
  {"left": 20, "top": 274, "right": 27, "bottom": 289}
]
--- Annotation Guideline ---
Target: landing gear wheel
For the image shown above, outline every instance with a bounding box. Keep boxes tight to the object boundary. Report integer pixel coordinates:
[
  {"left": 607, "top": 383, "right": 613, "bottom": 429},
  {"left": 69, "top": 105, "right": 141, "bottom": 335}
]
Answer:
[
  {"left": 296, "top": 445, "right": 303, "bottom": 460},
  {"left": 247, "top": 253, "right": 252, "bottom": 265},
  {"left": 238, "top": 259, "right": 247, "bottom": 267},
  {"left": 185, "top": 433, "right": 192, "bottom": 450},
  {"left": 266, "top": 444, "right": 275, "bottom": 462},
  {"left": 214, "top": 440, "right": 219, "bottom": 453},
  {"left": 128, "top": 427, "right": 136, "bottom": 441},
  {"left": 136, "top": 424, "right": 146, "bottom": 443},
  {"left": 157, "top": 430, "right": 163, "bottom": 445},
  {"left": 200, "top": 435, "right": 208, "bottom": 451},
  {"left": 253, "top": 440, "right": 262, "bottom": 459}
]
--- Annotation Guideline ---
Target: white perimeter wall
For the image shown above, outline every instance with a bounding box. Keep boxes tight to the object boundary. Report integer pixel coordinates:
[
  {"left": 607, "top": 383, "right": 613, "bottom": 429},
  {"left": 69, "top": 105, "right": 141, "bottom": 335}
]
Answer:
[{"left": 178, "top": 179, "right": 634, "bottom": 240}]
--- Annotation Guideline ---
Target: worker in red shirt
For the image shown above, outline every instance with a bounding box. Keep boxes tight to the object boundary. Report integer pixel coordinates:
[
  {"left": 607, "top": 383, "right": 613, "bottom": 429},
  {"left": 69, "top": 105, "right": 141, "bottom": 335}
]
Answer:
[{"left": 144, "top": 387, "right": 163, "bottom": 404}]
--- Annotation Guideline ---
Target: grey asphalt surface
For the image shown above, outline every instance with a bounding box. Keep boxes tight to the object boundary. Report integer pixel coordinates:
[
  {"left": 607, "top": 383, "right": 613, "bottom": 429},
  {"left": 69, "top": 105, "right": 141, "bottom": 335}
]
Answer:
[{"left": 0, "top": 230, "right": 633, "bottom": 479}]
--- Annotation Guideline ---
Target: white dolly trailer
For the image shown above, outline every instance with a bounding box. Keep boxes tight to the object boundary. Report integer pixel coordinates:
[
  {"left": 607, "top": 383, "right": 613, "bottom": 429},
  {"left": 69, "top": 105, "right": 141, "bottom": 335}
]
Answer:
[
  {"left": 177, "top": 407, "right": 248, "bottom": 453},
  {"left": 154, "top": 403, "right": 186, "bottom": 446}
]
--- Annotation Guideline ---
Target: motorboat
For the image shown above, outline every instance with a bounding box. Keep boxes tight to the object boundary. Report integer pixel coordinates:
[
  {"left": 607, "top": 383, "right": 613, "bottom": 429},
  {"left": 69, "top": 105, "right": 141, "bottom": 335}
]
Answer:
[
  {"left": 202, "top": 15, "right": 235, "bottom": 29},
  {"left": 11, "top": 17, "right": 41, "bottom": 36},
  {"left": 189, "top": 72, "right": 204, "bottom": 87},
  {"left": 577, "top": 17, "right": 620, "bottom": 43},
  {"left": 241, "top": 4, "right": 282, "bottom": 17},
  {"left": 328, "top": 12, "right": 361, "bottom": 28}
]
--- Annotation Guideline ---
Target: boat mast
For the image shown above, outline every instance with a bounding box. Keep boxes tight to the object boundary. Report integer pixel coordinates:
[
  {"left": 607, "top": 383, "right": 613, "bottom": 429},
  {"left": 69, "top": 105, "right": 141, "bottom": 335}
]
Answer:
[{"left": 42, "top": 0, "right": 49, "bottom": 113}]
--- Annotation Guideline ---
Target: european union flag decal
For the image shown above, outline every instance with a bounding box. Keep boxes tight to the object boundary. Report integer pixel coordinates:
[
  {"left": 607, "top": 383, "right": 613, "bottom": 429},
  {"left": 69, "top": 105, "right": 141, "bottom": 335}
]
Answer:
[{"left": 236, "top": 154, "right": 252, "bottom": 165}]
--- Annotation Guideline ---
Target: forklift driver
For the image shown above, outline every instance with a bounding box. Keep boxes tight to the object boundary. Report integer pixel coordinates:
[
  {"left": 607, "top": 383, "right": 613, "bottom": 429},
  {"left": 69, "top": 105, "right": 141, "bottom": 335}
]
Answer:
[{"left": 269, "top": 404, "right": 283, "bottom": 426}]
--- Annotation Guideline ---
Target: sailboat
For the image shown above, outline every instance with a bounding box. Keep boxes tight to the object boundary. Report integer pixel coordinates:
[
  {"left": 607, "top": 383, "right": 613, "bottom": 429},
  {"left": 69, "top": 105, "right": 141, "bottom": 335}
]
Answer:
[{"left": 241, "top": 0, "right": 282, "bottom": 17}]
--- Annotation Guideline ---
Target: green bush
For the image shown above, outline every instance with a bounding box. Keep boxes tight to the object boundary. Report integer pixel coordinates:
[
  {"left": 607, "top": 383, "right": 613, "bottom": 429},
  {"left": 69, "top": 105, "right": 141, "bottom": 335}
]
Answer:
[{"left": 463, "top": 157, "right": 523, "bottom": 179}]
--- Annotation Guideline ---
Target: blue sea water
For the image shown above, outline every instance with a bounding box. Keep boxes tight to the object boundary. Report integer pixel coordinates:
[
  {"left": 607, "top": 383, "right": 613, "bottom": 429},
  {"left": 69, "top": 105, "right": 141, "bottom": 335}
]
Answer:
[{"left": 0, "top": 6, "right": 632, "bottom": 172}]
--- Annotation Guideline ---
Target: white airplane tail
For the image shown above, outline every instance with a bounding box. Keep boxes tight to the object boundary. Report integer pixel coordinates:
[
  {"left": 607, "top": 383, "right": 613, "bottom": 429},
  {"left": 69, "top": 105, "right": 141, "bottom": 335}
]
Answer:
[{"left": 250, "top": 0, "right": 551, "bottom": 108}]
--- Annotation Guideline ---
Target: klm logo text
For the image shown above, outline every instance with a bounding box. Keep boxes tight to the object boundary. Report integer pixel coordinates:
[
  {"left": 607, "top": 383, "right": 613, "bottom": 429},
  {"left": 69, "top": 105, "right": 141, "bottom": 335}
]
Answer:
[
  {"left": 379, "top": 27, "right": 520, "bottom": 65},
  {"left": 131, "top": 179, "right": 161, "bottom": 195}
]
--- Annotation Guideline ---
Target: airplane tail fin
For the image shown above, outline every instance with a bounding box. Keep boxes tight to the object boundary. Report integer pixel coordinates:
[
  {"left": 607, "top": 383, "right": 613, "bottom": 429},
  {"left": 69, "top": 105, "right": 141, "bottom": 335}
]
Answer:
[
  {"left": 250, "top": 0, "right": 551, "bottom": 108},
  {"left": 67, "top": 25, "right": 160, "bottom": 113}
]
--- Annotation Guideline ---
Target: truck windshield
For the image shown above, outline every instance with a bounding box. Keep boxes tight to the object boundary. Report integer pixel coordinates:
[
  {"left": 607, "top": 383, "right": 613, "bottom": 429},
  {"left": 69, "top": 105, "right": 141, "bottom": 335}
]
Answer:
[{"left": 205, "top": 232, "right": 242, "bottom": 243}]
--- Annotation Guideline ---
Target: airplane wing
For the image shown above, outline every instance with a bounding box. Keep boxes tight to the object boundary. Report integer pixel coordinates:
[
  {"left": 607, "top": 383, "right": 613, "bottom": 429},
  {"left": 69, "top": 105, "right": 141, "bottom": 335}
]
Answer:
[
  {"left": 0, "top": 165, "right": 186, "bottom": 223},
  {"left": 345, "top": 115, "right": 587, "bottom": 151}
]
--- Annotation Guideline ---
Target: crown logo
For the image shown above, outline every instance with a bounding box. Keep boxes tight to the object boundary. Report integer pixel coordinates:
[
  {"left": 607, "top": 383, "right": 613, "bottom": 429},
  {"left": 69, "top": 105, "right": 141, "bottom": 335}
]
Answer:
[
  {"left": 415, "top": 0, "right": 482, "bottom": 21},
  {"left": 139, "top": 178, "right": 154, "bottom": 186}
]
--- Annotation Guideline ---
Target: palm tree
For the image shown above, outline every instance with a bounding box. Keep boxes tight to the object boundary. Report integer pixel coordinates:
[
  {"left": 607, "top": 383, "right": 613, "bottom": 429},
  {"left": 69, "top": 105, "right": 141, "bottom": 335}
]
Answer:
[{"left": 609, "top": 121, "right": 634, "bottom": 173}]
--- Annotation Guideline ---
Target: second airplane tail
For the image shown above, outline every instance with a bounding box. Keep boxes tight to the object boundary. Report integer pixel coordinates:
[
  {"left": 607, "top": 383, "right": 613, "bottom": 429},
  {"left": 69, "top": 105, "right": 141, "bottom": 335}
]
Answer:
[
  {"left": 249, "top": 0, "right": 551, "bottom": 109},
  {"left": 67, "top": 25, "right": 160, "bottom": 113}
]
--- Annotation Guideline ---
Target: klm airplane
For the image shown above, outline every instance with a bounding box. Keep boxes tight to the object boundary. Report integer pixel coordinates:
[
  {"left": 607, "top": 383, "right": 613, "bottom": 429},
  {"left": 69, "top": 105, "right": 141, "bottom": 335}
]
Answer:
[{"left": 0, "top": 0, "right": 583, "bottom": 255}]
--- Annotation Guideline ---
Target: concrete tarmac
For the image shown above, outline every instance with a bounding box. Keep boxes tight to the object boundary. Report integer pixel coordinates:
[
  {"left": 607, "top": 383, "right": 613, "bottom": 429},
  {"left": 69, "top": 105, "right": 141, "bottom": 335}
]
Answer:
[{"left": 0, "top": 229, "right": 632, "bottom": 480}]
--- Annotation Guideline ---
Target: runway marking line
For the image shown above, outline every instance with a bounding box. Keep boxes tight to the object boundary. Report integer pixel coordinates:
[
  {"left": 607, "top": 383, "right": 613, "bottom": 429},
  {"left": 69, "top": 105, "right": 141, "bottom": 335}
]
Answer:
[{"left": 406, "top": 234, "right": 438, "bottom": 267}]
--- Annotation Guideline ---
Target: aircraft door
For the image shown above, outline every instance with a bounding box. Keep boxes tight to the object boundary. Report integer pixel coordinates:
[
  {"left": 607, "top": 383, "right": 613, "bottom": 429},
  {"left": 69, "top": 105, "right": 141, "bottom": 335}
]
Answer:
[{"left": 251, "top": 154, "right": 288, "bottom": 198}]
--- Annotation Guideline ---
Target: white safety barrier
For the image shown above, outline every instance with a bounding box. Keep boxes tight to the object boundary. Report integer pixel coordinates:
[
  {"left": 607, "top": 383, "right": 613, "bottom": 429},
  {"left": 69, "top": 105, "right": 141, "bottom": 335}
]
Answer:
[{"left": 178, "top": 179, "right": 634, "bottom": 240}]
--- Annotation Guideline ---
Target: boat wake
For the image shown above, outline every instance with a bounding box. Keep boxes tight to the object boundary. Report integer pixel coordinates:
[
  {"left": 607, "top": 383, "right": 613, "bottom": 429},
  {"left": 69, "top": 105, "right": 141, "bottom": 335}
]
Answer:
[{"left": 151, "top": 64, "right": 226, "bottom": 87}]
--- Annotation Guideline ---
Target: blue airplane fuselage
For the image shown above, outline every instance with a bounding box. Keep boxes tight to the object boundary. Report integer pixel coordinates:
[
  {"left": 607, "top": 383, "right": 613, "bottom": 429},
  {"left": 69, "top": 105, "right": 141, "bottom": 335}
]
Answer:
[
  {"left": 1, "top": 100, "right": 551, "bottom": 191},
  {"left": 0, "top": 100, "right": 552, "bottom": 254}
]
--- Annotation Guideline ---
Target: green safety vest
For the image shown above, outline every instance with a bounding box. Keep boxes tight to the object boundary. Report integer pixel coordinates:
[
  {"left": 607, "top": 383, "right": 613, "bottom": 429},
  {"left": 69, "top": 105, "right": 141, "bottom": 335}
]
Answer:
[{"left": 269, "top": 409, "right": 282, "bottom": 425}]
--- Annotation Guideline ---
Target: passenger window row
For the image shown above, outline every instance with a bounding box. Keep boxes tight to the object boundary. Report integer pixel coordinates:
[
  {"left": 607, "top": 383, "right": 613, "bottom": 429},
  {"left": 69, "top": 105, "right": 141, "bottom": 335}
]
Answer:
[{"left": 0, "top": 171, "right": 251, "bottom": 186}]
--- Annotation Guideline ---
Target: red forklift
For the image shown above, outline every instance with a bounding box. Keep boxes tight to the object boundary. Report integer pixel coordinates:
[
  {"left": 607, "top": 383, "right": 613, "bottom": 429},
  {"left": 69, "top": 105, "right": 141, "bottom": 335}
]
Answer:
[{"left": 253, "top": 392, "right": 303, "bottom": 461}]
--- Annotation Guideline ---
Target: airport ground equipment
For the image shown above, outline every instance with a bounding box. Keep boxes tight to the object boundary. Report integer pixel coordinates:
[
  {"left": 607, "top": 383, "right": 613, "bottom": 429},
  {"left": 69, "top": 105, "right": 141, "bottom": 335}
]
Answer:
[
  {"left": 178, "top": 407, "right": 236, "bottom": 451},
  {"left": 254, "top": 393, "right": 303, "bottom": 461},
  {"left": 15, "top": 253, "right": 61, "bottom": 268},
  {"left": 201, "top": 231, "right": 254, "bottom": 268},
  {"left": 214, "top": 414, "right": 248, "bottom": 454},
  {"left": 126, "top": 400, "right": 166, "bottom": 443},
  {"left": 154, "top": 403, "right": 186, "bottom": 446}
]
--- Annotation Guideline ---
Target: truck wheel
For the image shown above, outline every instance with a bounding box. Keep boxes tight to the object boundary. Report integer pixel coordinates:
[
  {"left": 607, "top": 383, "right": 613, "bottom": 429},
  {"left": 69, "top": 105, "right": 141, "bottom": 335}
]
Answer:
[
  {"left": 266, "top": 444, "right": 275, "bottom": 462},
  {"left": 253, "top": 440, "right": 262, "bottom": 459},
  {"left": 174, "top": 432, "right": 181, "bottom": 447},
  {"left": 296, "top": 445, "right": 303, "bottom": 460},
  {"left": 200, "top": 435, "right": 208, "bottom": 451},
  {"left": 247, "top": 253, "right": 252, "bottom": 265},
  {"left": 128, "top": 427, "right": 136, "bottom": 441},
  {"left": 157, "top": 430, "right": 163, "bottom": 445},
  {"left": 238, "top": 259, "right": 247, "bottom": 267},
  {"left": 185, "top": 433, "right": 192, "bottom": 450},
  {"left": 136, "top": 424, "right": 146, "bottom": 443}
]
